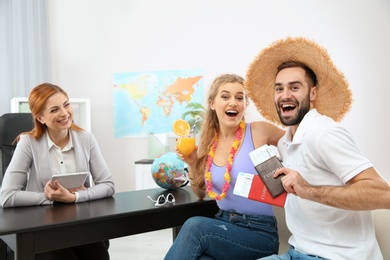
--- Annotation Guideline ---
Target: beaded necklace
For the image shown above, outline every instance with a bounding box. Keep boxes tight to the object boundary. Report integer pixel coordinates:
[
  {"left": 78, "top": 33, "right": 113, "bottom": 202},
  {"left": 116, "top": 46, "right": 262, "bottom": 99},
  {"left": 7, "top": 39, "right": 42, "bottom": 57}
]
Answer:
[{"left": 205, "top": 121, "right": 245, "bottom": 200}]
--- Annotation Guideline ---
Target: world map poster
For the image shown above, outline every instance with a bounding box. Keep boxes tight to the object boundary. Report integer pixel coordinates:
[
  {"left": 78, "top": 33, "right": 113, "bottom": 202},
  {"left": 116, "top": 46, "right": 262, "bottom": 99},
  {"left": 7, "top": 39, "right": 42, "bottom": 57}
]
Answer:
[{"left": 113, "top": 69, "right": 204, "bottom": 138}]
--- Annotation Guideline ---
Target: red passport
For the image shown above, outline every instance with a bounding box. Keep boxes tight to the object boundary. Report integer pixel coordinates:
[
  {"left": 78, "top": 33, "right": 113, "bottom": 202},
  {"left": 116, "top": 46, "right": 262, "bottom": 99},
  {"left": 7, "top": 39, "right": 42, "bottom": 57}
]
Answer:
[{"left": 248, "top": 174, "right": 287, "bottom": 208}]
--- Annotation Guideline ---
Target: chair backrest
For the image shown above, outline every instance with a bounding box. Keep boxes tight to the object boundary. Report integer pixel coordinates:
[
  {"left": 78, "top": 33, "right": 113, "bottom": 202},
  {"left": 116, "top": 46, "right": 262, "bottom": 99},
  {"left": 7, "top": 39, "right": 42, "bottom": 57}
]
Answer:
[{"left": 0, "top": 113, "right": 34, "bottom": 184}]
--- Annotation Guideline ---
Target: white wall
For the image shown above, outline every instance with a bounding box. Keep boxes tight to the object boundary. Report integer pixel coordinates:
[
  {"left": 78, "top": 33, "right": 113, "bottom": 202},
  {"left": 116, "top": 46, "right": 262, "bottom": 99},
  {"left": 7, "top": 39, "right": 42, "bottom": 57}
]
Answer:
[{"left": 47, "top": 0, "right": 390, "bottom": 256}]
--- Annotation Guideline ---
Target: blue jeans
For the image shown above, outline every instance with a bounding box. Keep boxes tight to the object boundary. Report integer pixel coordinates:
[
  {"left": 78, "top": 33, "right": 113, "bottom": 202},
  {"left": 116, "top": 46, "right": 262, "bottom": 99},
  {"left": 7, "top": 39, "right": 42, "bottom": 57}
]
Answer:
[
  {"left": 164, "top": 210, "right": 279, "bottom": 260},
  {"left": 260, "top": 246, "right": 329, "bottom": 260}
]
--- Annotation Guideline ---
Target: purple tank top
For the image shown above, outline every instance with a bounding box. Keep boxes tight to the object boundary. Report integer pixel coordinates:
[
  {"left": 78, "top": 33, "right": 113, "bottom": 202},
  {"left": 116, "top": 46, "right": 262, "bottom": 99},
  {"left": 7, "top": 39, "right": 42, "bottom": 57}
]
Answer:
[{"left": 209, "top": 123, "right": 274, "bottom": 216}]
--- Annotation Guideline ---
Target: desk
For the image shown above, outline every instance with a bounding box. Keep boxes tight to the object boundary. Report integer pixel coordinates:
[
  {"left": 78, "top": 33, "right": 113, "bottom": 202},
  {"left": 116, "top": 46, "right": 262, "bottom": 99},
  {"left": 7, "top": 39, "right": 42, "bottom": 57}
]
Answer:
[{"left": 0, "top": 186, "right": 218, "bottom": 260}]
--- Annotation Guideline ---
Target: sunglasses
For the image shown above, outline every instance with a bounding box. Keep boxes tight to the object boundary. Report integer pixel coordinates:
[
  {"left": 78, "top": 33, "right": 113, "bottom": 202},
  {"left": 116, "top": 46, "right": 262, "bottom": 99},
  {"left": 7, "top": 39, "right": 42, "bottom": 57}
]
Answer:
[{"left": 147, "top": 193, "right": 175, "bottom": 207}]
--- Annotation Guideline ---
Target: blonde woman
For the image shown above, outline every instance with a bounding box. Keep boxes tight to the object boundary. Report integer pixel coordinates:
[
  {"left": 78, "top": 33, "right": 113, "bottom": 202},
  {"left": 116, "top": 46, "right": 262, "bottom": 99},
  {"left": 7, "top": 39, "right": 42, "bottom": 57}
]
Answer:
[{"left": 165, "top": 74, "right": 285, "bottom": 259}]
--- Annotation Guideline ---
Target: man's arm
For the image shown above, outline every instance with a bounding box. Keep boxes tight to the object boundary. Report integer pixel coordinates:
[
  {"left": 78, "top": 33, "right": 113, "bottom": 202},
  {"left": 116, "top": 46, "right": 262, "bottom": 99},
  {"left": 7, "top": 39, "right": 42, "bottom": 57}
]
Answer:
[{"left": 277, "top": 167, "right": 390, "bottom": 210}]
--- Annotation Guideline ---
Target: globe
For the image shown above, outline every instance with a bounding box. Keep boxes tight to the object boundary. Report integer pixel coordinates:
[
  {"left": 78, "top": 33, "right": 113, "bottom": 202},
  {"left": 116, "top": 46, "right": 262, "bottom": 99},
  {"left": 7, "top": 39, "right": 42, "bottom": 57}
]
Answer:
[{"left": 151, "top": 152, "right": 188, "bottom": 189}]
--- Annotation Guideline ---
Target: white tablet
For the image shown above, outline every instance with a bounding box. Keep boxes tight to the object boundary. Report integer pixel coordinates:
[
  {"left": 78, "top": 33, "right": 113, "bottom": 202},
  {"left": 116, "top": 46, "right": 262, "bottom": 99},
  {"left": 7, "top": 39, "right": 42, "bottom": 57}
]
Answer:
[{"left": 51, "top": 172, "right": 89, "bottom": 189}]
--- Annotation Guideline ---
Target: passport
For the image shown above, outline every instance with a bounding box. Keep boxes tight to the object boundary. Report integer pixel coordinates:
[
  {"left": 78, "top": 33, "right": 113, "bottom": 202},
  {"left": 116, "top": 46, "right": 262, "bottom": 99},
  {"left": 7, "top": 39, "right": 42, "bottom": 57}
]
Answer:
[
  {"left": 254, "top": 156, "right": 285, "bottom": 198},
  {"left": 248, "top": 174, "right": 286, "bottom": 207},
  {"left": 233, "top": 172, "right": 286, "bottom": 207}
]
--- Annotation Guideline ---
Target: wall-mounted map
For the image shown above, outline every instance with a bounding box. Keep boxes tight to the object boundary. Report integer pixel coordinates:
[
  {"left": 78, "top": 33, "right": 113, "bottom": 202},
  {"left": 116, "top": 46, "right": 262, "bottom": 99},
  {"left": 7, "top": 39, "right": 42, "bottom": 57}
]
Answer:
[{"left": 113, "top": 69, "right": 203, "bottom": 138}]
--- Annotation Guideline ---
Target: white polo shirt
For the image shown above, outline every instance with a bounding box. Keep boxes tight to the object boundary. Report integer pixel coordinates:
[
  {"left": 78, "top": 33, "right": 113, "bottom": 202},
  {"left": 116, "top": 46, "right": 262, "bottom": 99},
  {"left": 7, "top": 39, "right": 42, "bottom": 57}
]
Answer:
[{"left": 278, "top": 109, "right": 382, "bottom": 260}]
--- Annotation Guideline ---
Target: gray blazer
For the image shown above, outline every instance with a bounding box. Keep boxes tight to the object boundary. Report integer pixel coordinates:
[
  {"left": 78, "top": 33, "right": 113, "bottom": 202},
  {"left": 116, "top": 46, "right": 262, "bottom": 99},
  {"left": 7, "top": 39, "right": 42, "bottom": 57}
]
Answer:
[{"left": 0, "top": 129, "right": 115, "bottom": 207}]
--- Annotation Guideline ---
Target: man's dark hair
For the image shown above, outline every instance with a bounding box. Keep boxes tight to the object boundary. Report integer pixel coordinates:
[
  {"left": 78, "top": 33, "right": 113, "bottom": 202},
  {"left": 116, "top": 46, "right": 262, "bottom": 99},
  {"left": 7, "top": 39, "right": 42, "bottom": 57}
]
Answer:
[{"left": 277, "top": 61, "right": 318, "bottom": 87}]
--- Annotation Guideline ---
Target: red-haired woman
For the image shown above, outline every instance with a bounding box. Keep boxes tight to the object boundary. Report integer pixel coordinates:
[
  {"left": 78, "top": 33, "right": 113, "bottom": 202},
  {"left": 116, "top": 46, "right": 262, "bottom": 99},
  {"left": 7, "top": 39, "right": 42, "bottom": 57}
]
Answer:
[{"left": 0, "top": 83, "right": 115, "bottom": 259}]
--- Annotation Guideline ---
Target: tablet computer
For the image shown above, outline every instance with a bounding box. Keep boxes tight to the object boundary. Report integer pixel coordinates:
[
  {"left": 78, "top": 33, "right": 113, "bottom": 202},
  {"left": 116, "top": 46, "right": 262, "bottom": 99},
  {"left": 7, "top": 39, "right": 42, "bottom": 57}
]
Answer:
[{"left": 51, "top": 172, "right": 89, "bottom": 189}]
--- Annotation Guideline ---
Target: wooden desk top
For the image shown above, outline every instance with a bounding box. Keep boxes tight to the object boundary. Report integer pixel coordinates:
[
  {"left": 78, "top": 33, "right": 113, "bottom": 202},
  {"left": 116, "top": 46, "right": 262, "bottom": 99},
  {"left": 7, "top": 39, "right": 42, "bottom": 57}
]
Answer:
[{"left": 0, "top": 186, "right": 217, "bottom": 236}]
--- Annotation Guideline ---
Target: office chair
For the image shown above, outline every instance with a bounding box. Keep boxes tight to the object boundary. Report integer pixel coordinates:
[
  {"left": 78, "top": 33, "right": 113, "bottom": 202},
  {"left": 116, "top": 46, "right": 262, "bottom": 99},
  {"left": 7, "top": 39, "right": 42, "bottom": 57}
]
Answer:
[{"left": 0, "top": 113, "right": 34, "bottom": 185}]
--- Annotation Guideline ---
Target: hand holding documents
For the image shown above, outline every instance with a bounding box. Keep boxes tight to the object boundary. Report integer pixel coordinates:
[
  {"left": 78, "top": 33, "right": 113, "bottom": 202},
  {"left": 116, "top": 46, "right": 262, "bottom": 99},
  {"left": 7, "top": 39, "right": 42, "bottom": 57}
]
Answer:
[
  {"left": 249, "top": 145, "right": 286, "bottom": 198},
  {"left": 253, "top": 156, "right": 285, "bottom": 197},
  {"left": 233, "top": 144, "right": 287, "bottom": 207}
]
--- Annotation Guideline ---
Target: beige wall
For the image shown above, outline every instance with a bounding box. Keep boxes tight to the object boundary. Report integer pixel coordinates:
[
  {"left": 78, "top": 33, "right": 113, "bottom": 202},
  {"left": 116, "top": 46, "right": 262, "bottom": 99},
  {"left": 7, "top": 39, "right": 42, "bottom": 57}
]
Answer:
[{"left": 47, "top": 0, "right": 390, "bottom": 257}]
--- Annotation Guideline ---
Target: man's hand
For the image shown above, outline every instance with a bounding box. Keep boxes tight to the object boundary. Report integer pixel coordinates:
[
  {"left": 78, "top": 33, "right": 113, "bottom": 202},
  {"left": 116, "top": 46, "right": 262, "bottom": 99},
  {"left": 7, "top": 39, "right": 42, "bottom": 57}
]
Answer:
[
  {"left": 275, "top": 167, "right": 390, "bottom": 210},
  {"left": 274, "top": 167, "right": 311, "bottom": 198}
]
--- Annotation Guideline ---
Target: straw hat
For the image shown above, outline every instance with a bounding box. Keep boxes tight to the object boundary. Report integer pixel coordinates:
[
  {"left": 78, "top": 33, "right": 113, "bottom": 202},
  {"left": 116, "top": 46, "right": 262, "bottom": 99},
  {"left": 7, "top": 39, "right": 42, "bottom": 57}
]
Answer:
[{"left": 245, "top": 36, "right": 352, "bottom": 125}]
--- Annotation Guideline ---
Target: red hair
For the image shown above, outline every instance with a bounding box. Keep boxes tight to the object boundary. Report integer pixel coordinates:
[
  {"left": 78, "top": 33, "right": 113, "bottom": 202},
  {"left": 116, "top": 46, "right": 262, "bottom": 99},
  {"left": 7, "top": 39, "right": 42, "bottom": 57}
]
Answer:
[{"left": 17, "top": 83, "right": 83, "bottom": 141}]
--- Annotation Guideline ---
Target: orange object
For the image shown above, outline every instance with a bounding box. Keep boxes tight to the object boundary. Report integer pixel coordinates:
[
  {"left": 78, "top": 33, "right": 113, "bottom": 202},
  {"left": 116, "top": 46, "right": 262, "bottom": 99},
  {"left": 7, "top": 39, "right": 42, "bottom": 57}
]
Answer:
[
  {"left": 172, "top": 119, "right": 190, "bottom": 136},
  {"left": 176, "top": 136, "right": 196, "bottom": 156}
]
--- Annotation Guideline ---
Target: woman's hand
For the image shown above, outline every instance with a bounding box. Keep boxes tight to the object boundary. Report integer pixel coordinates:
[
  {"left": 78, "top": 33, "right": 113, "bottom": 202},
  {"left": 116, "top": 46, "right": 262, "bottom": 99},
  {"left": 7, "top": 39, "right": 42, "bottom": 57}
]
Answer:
[
  {"left": 175, "top": 146, "right": 207, "bottom": 199},
  {"left": 44, "top": 180, "right": 77, "bottom": 203},
  {"left": 68, "top": 185, "right": 87, "bottom": 194},
  {"left": 176, "top": 145, "right": 198, "bottom": 165}
]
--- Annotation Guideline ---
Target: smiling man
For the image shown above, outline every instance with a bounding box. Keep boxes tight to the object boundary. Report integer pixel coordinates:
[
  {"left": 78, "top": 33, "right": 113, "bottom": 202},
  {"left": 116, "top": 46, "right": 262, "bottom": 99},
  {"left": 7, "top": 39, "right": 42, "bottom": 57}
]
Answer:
[
  {"left": 274, "top": 63, "right": 315, "bottom": 128},
  {"left": 245, "top": 37, "right": 390, "bottom": 260}
]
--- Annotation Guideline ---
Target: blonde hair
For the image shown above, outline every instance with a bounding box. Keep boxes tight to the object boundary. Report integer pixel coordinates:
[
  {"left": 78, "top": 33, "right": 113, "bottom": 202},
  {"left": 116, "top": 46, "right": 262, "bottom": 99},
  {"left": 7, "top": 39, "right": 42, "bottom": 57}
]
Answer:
[{"left": 193, "top": 74, "right": 245, "bottom": 188}]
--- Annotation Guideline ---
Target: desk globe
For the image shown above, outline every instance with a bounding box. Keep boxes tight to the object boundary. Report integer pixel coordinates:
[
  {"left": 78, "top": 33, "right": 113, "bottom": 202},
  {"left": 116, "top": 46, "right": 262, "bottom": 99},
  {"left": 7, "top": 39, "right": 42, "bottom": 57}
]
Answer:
[{"left": 151, "top": 152, "right": 188, "bottom": 189}]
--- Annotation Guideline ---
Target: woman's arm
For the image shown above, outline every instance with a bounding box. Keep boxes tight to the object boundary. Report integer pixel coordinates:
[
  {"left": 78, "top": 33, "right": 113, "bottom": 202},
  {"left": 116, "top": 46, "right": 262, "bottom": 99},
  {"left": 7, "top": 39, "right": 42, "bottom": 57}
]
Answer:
[
  {"left": 188, "top": 165, "right": 207, "bottom": 200},
  {"left": 250, "top": 121, "right": 285, "bottom": 148},
  {"left": 76, "top": 132, "right": 115, "bottom": 203},
  {"left": 176, "top": 146, "right": 206, "bottom": 200},
  {"left": 0, "top": 135, "right": 52, "bottom": 208}
]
